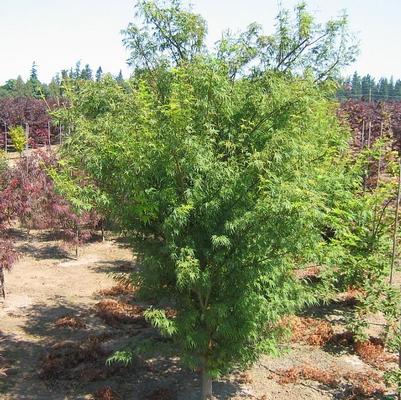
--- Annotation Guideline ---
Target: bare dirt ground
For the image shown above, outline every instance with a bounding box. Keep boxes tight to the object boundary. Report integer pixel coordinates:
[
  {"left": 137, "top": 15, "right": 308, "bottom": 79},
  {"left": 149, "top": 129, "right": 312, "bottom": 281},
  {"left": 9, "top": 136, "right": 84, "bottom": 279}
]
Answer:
[
  {"left": 0, "top": 229, "right": 397, "bottom": 400},
  {"left": 5, "top": 146, "right": 60, "bottom": 167}
]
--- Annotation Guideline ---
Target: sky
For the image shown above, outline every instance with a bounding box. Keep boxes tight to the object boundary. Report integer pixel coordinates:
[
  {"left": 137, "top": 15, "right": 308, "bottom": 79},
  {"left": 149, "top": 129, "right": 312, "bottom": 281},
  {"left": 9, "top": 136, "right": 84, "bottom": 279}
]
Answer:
[{"left": 0, "top": 0, "right": 400, "bottom": 84}]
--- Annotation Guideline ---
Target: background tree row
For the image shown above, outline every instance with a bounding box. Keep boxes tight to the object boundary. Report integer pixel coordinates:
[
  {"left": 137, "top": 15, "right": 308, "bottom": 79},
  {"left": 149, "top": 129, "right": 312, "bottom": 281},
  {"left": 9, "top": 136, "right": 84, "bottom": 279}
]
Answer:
[{"left": 338, "top": 72, "right": 401, "bottom": 102}]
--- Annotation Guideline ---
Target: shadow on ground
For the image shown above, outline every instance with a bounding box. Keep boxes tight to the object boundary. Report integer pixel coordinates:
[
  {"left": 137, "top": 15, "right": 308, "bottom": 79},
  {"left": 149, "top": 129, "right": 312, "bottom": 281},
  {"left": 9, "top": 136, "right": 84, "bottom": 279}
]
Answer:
[
  {"left": 0, "top": 300, "right": 243, "bottom": 400},
  {"left": 91, "top": 259, "right": 137, "bottom": 275},
  {"left": 16, "top": 243, "right": 72, "bottom": 260}
]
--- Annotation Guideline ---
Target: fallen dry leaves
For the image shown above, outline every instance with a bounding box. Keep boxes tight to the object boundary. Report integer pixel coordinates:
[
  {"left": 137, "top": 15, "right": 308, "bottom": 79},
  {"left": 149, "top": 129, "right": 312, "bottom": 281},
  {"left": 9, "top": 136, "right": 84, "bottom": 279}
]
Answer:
[
  {"left": 39, "top": 335, "right": 108, "bottom": 380},
  {"left": 280, "top": 315, "right": 333, "bottom": 346},
  {"left": 344, "top": 370, "right": 386, "bottom": 398},
  {"left": 277, "top": 364, "right": 339, "bottom": 387},
  {"left": 54, "top": 315, "right": 86, "bottom": 329},
  {"left": 354, "top": 338, "right": 397, "bottom": 370},
  {"left": 94, "top": 300, "right": 145, "bottom": 327},
  {"left": 92, "top": 387, "right": 121, "bottom": 400},
  {"left": 98, "top": 283, "right": 134, "bottom": 297},
  {"left": 276, "top": 364, "right": 386, "bottom": 398}
]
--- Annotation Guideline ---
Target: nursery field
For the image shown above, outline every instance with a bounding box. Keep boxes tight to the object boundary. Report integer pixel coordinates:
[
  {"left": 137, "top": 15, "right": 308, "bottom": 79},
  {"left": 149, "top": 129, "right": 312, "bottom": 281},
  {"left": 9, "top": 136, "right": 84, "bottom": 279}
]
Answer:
[
  {"left": 2, "top": 1, "right": 401, "bottom": 400},
  {"left": 0, "top": 229, "right": 398, "bottom": 400}
]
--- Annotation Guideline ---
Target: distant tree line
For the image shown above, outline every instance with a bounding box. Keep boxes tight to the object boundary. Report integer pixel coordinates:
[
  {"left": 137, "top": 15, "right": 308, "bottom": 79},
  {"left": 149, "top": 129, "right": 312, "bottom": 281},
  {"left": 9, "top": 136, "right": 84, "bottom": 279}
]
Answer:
[
  {"left": 0, "top": 62, "right": 125, "bottom": 99},
  {"left": 338, "top": 72, "right": 401, "bottom": 101},
  {"left": 2, "top": 63, "right": 400, "bottom": 104}
]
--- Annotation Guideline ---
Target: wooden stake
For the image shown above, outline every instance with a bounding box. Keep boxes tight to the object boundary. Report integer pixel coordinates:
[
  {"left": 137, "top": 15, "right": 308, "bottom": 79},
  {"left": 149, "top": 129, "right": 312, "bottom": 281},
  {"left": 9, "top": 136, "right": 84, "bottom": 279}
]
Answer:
[
  {"left": 390, "top": 157, "right": 401, "bottom": 285},
  {"left": 397, "top": 290, "right": 401, "bottom": 400},
  {"left": 25, "top": 123, "right": 29, "bottom": 152},
  {"left": 75, "top": 226, "right": 79, "bottom": 259},
  {"left": 362, "top": 119, "right": 367, "bottom": 192},
  {"left": 47, "top": 121, "right": 51, "bottom": 148},
  {"left": 377, "top": 121, "right": 384, "bottom": 187},
  {"left": 101, "top": 219, "right": 105, "bottom": 242},
  {"left": 4, "top": 123, "right": 7, "bottom": 152},
  {"left": 361, "top": 120, "right": 365, "bottom": 148},
  {"left": 0, "top": 268, "right": 5, "bottom": 299}
]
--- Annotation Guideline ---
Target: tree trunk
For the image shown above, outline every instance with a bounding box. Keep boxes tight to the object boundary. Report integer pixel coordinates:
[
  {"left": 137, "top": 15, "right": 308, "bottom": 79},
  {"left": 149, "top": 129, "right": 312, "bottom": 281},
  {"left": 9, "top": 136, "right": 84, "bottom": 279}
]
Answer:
[
  {"left": 398, "top": 282, "right": 401, "bottom": 400},
  {"left": 376, "top": 121, "right": 384, "bottom": 188},
  {"left": 390, "top": 157, "right": 401, "bottom": 285},
  {"left": 75, "top": 226, "right": 79, "bottom": 259},
  {"left": 201, "top": 369, "right": 213, "bottom": 400},
  {"left": 0, "top": 268, "right": 5, "bottom": 299},
  {"left": 101, "top": 220, "right": 105, "bottom": 242}
]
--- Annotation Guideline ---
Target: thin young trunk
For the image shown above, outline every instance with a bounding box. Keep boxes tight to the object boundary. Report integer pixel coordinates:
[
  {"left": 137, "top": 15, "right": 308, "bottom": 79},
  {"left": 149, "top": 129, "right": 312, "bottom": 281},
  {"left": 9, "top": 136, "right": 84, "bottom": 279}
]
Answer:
[
  {"left": 364, "top": 121, "right": 372, "bottom": 189},
  {"left": 75, "top": 226, "right": 79, "bottom": 259},
  {"left": 390, "top": 158, "right": 401, "bottom": 285},
  {"left": 376, "top": 121, "right": 384, "bottom": 187},
  {"left": 362, "top": 120, "right": 367, "bottom": 192},
  {"left": 399, "top": 294, "right": 401, "bottom": 400},
  {"left": 0, "top": 268, "right": 5, "bottom": 299},
  {"left": 361, "top": 120, "right": 365, "bottom": 149},
  {"left": 201, "top": 369, "right": 213, "bottom": 400},
  {"left": 101, "top": 219, "right": 105, "bottom": 242}
]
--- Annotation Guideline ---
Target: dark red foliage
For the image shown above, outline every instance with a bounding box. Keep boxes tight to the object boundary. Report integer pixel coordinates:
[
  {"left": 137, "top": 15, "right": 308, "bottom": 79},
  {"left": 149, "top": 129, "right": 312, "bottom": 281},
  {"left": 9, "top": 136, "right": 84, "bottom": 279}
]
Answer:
[
  {"left": 0, "top": 240, "right": 18, "bottom": 272},
  {"left": 3, "top": 151, "right": 100, "bottom": 245},
  {"left": 0, "top": 97, "right": 51, "bottom": 127},
  {"left": 339, "top": 100, "right": 401, "bottom": 151},
  {"left": 0, "top": 150, "right": 101, "bottom": 283},
  {"left": 0, "top": 97, "right": 66, "bottom": 148},
  {"left": 0, "top": 164, "right": 18, "bottom": 298}
]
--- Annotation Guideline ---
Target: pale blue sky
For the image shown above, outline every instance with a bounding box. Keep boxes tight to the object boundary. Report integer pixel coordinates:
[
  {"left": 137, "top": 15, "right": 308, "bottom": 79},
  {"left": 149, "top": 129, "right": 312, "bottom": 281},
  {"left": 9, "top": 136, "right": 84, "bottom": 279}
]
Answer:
[{"left": 1, "top": 0, "right": 400, "bottom": 84}]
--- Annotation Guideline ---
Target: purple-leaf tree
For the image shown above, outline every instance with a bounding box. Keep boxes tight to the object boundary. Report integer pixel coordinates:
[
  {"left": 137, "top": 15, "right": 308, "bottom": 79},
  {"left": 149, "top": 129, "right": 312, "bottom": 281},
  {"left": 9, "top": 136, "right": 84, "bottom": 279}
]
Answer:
[
  {"left": 0, "top": 161, "right": 18, "bottom": 298},
  {"left": 5, "top": 150, "right": 101, "bottom": 256}
]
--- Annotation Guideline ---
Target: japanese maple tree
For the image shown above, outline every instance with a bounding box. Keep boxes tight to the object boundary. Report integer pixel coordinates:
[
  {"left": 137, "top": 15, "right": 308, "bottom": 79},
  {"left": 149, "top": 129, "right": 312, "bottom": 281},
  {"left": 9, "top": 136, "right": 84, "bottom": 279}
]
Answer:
[{"left": 55, "top": 1, "right": 358, "bottom": 399}]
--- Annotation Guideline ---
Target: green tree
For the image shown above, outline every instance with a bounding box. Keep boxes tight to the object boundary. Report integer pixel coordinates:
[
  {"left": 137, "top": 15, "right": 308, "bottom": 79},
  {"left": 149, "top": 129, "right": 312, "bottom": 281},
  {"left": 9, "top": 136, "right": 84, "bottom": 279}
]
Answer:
[
  {"left": 351, "top": 71, "right": 362, "bottom": 98},
  {"left": 9, "top": 126, "right": 26, "bottom": 155},
  {"left": 18, "top": 75, "right": 32, "bottom": 97},
  {"left": 336, "top": 76, "right": 352, "bottom": 100},
  {"left": 0, "top": 150, "right": 8, "bottom": 181},
  {"left": 95, "top": 66, "right": 103, "bottom": 82},
  {"left": 27, "top": 62, "right": 43, "bottom": 98},
  {"left": 215, "top": 2, "right": 358, "bottom": 81},
  {"left": 0, "top": 76, "right": 30, "bottom": 98},
  {"left": 123, "top": 0, "right": 207, "bottom": 69},
  {"left": 48, "top": 74, "right": 62, "bottom": 99},
  {"left": 123, "top": 1, "right": 357, "bottom": 82},
  {"left": 394, "top": 80, "right": 401, "bottom": 100},
  {"left": 115, "top": 69, "right": 124, "bottom": 83},
  {"left": 361, "top": 74, "right": 374, "bottom": 101},
  {"left": 73, "top": 61, "right": 82, "bottom": 80},
  {"left": 61, "top": 69, "right": 69, "bottom": 81},
  {"left": 81, "top": 64, "right": 93, "bottom": 80},
  {"left": 377, "top": 77, "right": 389, "bottom": 100},
  {"left": 30, "top": 62, "right": 39, "bottom": 81},
  {"left": 388, "top": 76, "right": 395, "bottom": 99},
  {"left": 56, "top": 1, "right": 357, "bottom": 399}
]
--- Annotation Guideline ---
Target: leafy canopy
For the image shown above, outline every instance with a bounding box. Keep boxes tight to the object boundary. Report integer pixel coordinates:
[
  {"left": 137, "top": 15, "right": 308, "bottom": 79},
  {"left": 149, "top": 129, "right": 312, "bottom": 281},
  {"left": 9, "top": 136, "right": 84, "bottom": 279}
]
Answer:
[
  {"left": 57, "top": 0, "right": 357, "bottom": 387},
  {"left": 123, "top": 0, "right": 358, "bottom": 81},
  {"left": 9, "top": 126, "right": 26, "bottom": 154},
  {"left": 123, "top": 0, "right": 207, "bottom": 69}
]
